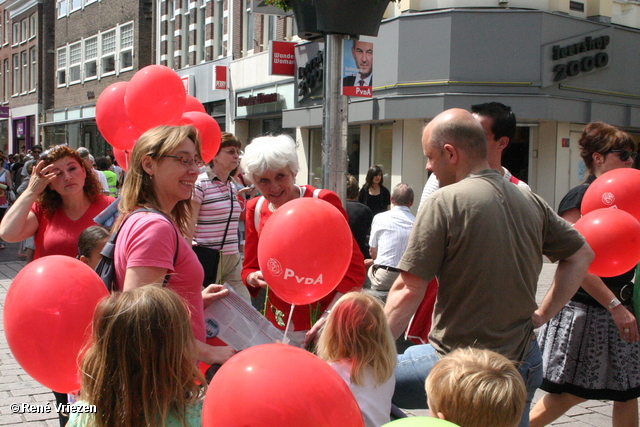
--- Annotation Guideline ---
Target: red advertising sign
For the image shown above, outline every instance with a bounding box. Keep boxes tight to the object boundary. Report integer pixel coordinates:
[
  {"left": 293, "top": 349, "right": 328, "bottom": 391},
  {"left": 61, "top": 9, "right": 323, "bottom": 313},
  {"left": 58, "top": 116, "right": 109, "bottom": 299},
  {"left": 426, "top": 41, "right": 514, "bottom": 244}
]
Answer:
[
  {"left": 215, "top": 66, "right": 228, "bottom": 90},
  {"left": 270, "top": 41, "right": 296, "bottom": 76}
]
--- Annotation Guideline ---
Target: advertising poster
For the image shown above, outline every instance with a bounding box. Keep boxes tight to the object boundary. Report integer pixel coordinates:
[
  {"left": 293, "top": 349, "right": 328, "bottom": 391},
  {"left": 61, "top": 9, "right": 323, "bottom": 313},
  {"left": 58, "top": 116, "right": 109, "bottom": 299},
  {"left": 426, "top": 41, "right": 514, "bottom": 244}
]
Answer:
[{"left": 342, "top": 39, "right": 373, "bottom": 98}]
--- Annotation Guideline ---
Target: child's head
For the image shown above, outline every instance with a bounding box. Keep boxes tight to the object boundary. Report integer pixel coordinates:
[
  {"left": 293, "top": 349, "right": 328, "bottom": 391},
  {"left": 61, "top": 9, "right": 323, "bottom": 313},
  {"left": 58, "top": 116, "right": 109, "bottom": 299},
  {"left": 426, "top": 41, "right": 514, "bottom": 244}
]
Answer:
[
  {"left": 77, "top": 226, "right": 110, "bottom": 269},
  {"left": 316, "top": 291, "right": 396, "bottom": 387},
  {"left": 425, "top": 347, "right": 526, "bottom": 427},
  {"left": 80, "top": 286, "right": 205, "bottom": 427}
]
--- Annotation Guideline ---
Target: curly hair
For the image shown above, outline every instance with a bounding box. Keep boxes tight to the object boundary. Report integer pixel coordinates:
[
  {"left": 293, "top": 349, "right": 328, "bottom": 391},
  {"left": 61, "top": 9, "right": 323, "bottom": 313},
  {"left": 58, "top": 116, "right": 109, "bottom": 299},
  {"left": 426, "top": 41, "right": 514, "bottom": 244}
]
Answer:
[{"left": 36, "top": 145, "right": 102, "bottom": 218}]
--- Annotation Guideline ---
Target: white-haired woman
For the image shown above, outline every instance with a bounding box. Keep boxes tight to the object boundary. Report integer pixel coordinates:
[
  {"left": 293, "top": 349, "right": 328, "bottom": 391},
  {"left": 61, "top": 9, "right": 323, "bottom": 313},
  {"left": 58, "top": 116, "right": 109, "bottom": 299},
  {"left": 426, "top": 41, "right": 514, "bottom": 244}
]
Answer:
[
  {"left": 113, "top": 125, "right": 235, "bottom": 366},
  {"left": 241, "top": 134, "right": 365, "bottom": 347}
]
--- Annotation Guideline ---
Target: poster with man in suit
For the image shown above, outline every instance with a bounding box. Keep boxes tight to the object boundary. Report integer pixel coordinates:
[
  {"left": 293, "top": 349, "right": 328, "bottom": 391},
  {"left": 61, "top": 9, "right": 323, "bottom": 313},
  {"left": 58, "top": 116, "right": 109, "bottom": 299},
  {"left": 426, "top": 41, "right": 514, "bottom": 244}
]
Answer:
[{"left": 342, "top": 39, "right": 373, "bottom": 98}]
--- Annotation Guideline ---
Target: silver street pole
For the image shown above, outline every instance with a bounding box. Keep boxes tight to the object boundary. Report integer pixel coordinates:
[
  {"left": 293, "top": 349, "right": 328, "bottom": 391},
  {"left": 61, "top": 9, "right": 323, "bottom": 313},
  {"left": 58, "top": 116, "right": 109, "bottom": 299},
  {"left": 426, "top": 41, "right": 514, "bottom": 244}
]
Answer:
[{"left": 321, "top": 33, "right": 349, "bottom": 205}]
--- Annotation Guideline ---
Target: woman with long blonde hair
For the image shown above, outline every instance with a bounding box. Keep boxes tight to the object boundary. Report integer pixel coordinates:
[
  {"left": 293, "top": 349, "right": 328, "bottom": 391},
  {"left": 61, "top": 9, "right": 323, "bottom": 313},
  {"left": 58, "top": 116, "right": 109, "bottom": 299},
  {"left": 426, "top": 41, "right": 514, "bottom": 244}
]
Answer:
[
  {"left": 113, "top": 125, "right": 234, "bottom": 366},
  {"left": 69, "top": 286, "right": 206, "bottom": 427},
  {"left": 317, "top": 292, "right": 397, "bottom": 427}
]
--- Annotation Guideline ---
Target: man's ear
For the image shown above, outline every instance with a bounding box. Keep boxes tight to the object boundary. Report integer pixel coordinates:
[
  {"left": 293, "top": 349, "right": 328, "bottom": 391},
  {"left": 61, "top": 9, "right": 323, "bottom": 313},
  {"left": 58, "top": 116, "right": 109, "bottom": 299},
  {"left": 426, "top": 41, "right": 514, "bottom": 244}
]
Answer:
[
  {"left": 443, "top": 143, "right": 458, "bottom": 164},
  {"left": 496, "top": 136, "right": 510, "bottom": 152}
]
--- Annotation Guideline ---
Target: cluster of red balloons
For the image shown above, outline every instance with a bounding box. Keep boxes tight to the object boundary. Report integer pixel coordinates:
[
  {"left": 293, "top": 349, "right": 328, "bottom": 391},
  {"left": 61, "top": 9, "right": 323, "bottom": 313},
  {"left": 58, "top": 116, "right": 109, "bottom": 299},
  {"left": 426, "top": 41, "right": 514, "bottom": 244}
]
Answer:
[
  {"left": 95, "top": 65, "right": 221, "bottom": 170},
  {"left": 576, "top": 168, "right": 640, "bottom": 277},
  {"left": 257, "top": 198, "right": 353, "bottom": 306},
  {"left": 203, "top": 344, "right": 364, "bottom": 427},
  {"left": 3, "top": 256, "right": 108, "bottom": 393}
]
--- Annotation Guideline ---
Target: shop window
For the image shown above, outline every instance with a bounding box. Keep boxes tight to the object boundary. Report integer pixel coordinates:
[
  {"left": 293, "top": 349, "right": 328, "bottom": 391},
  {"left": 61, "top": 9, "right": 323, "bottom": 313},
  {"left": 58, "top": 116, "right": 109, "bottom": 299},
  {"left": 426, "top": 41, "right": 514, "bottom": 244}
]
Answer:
[
  {"left": 101, "top": 30, "right": 116, "bottom": 76},
  {"left": 119, "top": 23, "right": 134, "bottom": 71},
  {"left": 371, "top": 124, "right": 393, "bottom": 183},
  {"left": 57, "top": 48, "right": 66, "bottom": 86},
  {"left": 69, "top": 42, "right": 81, "bottom": 84},
  {"left": 84, "top": 37, "right": 98, "bottom": 80},
  {"left": 309, "top": 128, "right": 323, "bottom": 188}
]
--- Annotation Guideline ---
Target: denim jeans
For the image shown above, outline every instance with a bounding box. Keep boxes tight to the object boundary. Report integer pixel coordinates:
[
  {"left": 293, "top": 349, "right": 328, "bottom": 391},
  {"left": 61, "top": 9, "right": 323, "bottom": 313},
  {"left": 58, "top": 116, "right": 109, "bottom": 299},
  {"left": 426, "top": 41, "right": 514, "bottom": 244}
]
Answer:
[
  {"left": 516, "top": 339, "right": 543, "bottom": 427},
  {"left": 391, "top": 339, "right": 543, "bottom": 427}
]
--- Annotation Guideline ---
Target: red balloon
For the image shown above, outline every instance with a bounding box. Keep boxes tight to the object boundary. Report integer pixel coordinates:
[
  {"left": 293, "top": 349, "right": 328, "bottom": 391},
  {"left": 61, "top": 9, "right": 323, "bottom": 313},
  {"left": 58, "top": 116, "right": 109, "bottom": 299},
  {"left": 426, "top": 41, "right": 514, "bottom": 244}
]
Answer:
[
  {"left": 3, "top": 256, "right": 109, "bottom": 393},
  {"left": 184, "top": 94, "right": 206, "bottom": 113},
  {"left": 582, "top": 168, "right": 640, "bottom": 222},
  {"left": 203, "top": 344, "right": 363, "bottom": 427},
  {"left": 113, "top": 148, "right": 130, "bottom": 172},
  {"left": 574, "top": 208, "right": 640, "bottom": 277},
  {"left": 95, "top": 82, "right": 142, "bottom": 150},
  {"left": 180, "top": 112, "right": 222, "bottom": 163},
  {"left": 125, "top": 65, "right": 186, "bottom": 132},
  {"left": 258, "top": 198, "right": 353, "bottom": 305}
]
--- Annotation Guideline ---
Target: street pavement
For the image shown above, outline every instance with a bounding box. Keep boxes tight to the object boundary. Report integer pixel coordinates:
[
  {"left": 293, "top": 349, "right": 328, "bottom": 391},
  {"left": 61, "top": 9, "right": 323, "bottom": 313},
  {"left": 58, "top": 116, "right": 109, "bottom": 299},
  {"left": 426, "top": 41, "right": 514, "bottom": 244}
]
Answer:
[{"left": 0, "top": 242, "right": 618, "bottom": 426}]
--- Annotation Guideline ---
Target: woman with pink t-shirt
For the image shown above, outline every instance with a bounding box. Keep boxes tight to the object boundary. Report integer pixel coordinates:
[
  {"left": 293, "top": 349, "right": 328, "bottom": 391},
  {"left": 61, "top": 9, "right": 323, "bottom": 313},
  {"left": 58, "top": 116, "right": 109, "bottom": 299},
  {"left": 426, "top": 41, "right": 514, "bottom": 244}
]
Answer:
[{"left": 112, "top": 125, "right": 235, "bottom": 366}]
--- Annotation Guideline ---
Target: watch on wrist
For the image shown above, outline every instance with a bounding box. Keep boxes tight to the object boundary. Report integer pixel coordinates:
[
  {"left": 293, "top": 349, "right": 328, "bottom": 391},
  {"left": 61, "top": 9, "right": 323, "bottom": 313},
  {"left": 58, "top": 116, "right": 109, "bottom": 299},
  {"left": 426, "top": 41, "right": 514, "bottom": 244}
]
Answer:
[{"left": 608, "top": 297, "right": 622, "bottom": 310}]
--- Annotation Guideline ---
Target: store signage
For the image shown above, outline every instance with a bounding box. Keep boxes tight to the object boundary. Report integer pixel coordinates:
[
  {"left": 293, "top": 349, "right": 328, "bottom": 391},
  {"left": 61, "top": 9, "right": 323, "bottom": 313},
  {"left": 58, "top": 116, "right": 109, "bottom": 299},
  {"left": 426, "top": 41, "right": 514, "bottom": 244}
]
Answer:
[
  {"left": 215, "top": 66, "right": 228, "bottom": 90},
  {"left": 542, "top": 30, "right": 611, "bottom": 87},
  {"left": 298, "top": 50, "right": 323, "bottom": 101},
  {"left": 270, "top": 41, "right": 296, "bottom": 76},
  {"left": 0, "top": 107, "right": 9, "bottom": 118},
  {"left": 238, "top": 92, "right": 278, "bottom": 107}
]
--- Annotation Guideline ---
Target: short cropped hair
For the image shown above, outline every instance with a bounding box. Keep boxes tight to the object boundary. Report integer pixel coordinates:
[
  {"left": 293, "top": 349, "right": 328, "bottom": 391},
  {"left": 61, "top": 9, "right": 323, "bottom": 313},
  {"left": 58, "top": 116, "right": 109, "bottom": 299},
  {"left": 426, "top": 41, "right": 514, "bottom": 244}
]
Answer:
[
  {"left": 391, "top": 183, "right": 413, "bottom": 207},
  {"left": 241, "top": 134, "right": 299, "bottom": 181},
  {"left": 346, "top": 175, "right": 360, "bottom": 200},
  {"left": 425, "top": 347, "right": 526, "bottom": 427},
  {"left": 431, "top": 114, "right": 487, "bottom": 162},
  {"left": 471, "top": 102, "right": 517, "bottom": 143}
]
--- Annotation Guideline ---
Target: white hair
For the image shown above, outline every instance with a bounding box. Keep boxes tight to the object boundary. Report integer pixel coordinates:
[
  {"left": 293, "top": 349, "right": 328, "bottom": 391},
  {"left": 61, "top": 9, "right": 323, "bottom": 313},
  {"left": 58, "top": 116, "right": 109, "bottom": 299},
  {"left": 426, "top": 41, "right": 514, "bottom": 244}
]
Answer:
[{"left": 240, "top": 134, "right": 300, "bottom": 180}]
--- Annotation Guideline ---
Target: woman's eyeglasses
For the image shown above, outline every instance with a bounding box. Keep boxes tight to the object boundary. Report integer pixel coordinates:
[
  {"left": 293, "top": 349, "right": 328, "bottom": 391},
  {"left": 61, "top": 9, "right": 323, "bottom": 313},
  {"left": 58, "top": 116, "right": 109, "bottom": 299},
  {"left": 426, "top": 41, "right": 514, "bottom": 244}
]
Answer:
[
  {"left": 164, "top": 155, "right": 204, "bottom": 167},
  {"left": 608, "top": 150, "right": 638, "bottom": 162}
]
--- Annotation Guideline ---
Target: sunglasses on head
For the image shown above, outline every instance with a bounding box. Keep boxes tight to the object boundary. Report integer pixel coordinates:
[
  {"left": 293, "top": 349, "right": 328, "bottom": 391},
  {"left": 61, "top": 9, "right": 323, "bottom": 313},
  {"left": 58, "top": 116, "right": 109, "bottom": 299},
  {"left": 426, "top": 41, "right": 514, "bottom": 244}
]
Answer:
[{"left": 607, "top": 149, "right": 637, "bottom": 162}]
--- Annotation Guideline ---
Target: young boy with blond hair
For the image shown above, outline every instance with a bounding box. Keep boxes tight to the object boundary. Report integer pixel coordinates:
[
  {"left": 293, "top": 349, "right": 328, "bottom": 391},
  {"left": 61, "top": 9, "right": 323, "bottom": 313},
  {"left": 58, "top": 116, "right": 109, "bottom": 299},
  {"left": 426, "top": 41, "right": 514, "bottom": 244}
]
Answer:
[{"left": 425, "top": 347, "right": 527, "bottom": 427}]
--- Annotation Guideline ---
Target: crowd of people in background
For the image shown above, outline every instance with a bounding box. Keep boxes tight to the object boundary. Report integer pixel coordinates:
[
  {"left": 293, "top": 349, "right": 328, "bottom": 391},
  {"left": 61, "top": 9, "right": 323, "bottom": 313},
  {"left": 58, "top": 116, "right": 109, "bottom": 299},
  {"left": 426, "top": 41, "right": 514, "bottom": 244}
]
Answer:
[{"left": 0, "top": 100, "right": 638, "bottom": 427}]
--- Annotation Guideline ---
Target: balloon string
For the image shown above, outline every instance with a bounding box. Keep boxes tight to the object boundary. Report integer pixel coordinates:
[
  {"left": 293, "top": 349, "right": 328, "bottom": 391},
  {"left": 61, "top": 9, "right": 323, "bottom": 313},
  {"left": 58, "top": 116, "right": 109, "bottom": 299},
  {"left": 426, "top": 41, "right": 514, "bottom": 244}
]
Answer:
[{"left": 282, "top": 304, "right": 295, "bottom": 345}]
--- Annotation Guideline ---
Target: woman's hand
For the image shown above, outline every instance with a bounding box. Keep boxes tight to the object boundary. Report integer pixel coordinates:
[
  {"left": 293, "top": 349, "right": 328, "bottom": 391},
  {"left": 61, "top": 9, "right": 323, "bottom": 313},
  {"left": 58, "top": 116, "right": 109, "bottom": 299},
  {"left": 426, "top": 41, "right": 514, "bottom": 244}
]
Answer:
[
  {"left": 247, "top": 271, "right": 268, "bottom": 288},
  {"left": 202, "top": 284, "right": 230, "bottom": 308},
  {"left": 303, "top": 316, "right": 328, "bottom": 349},
  {"left": 610, "top": 305, "right": 639, "bottom": 343},
  {"left": 27, "top": 161, "right": 59, "bottom": 196},
  {"left": 196, "top": 341, "right": 236, "bottom": 365}
]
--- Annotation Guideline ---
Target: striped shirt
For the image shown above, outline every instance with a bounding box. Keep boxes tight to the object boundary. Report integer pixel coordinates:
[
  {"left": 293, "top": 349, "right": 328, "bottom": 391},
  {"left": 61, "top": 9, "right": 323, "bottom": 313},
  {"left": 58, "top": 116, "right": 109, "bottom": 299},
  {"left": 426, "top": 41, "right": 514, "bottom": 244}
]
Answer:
[{"left": 192, "top": 170, "right": 241, "bottom": 255}]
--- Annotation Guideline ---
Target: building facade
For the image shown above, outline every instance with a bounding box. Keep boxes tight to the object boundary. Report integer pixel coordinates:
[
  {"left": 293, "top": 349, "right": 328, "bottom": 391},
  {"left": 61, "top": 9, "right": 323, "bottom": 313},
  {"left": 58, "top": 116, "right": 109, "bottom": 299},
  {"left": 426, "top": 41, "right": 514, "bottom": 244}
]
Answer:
[{"left": 283, "top": 0, "right": 640, "bottom": 210}]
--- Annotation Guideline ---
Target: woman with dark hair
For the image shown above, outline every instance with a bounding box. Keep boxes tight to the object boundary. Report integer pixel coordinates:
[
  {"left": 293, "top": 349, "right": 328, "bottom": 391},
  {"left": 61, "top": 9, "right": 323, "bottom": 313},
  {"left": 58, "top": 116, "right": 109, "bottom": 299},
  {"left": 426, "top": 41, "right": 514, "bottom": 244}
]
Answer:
[
  {"left": 531, "top": 122, "right": 640, "bottom": 427},
  {"left": 358, "top": 165, "right": 390, "bottom": 216}
]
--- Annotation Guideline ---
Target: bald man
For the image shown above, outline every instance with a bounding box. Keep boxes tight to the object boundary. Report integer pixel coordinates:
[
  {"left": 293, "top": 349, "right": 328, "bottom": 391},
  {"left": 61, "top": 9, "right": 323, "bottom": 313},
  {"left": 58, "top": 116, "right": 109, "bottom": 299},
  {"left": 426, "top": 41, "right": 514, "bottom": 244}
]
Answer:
[{"left": 385, "top": 109, "right": 593, "bottom": 427}]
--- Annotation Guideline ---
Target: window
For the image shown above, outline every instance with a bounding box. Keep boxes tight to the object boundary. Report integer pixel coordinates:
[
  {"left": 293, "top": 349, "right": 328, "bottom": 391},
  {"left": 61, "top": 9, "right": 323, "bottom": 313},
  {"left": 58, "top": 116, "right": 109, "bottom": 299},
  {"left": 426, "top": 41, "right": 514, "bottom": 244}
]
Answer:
[
  {"left": 29, "top": 14, "right": 36, "bottom": 38},
  {"left": 12, "top": 54, "right": 19, "bottom": 94},
  {"left": 21, "top": 51, "right": 27, "bottom": 92},
  {"left": 4, "top": 11, "right": 9, "bottom": 45},
  {"left": 58, "top": 0, "right": 67, "bottom": 18},
  {"left": 29, "top": 47, "right": 36, "bottom": 90},
  {"left": 57, "top": 48, "right": 66, "bottom": 86},
  {"left": 21, "top": 20, "right": 27, "bottom": 42},
  {"left": 101, "top": 30, "right": 116, "bottom": 75},
  {"left": 84, "top": 37, "right": 97, "bottom": 79},
  {"left": 69, "top": 42, "right": 81, "bottom": 83},
  {"left": 120, "top": 23, "right": 134, "bottom": 71},
  {"left": 3, "top": 60, "right": 9, "bottom": 102},
  {"left": 0, "top": 14, "right": 3, "bottom": 46},
  {"left": 70, "top": 0, "right": 81, "bottom": 12},
  {"left": 12, "top": 23, "right": 19, "bottom": 45}
]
